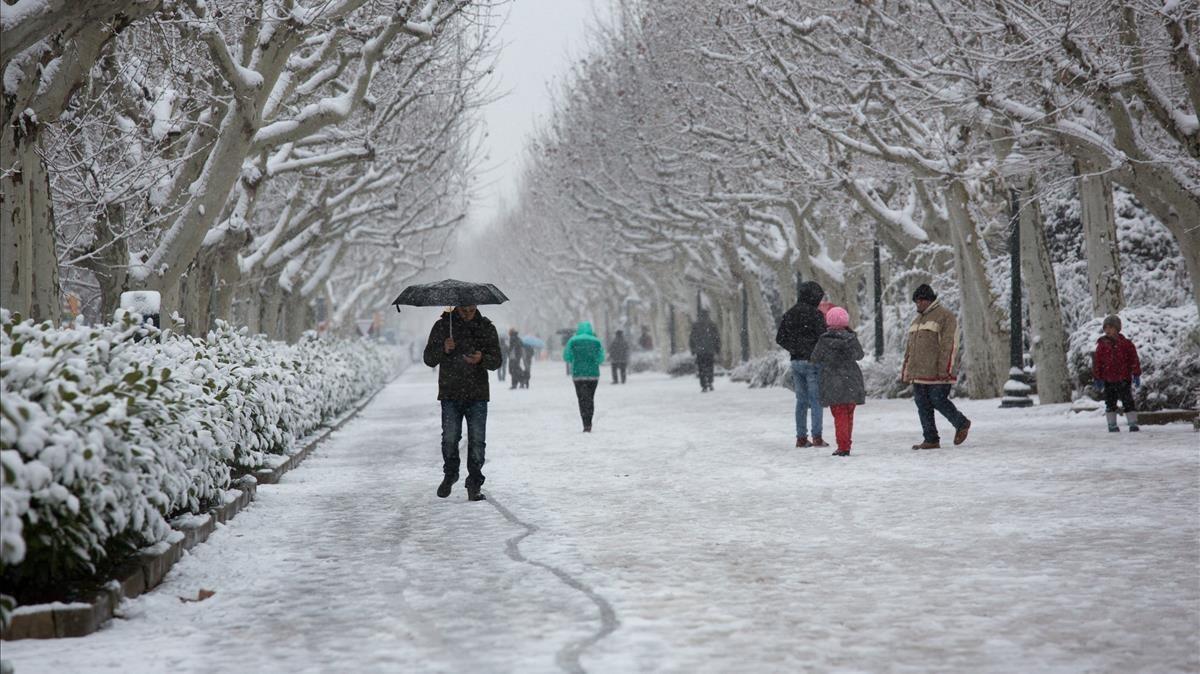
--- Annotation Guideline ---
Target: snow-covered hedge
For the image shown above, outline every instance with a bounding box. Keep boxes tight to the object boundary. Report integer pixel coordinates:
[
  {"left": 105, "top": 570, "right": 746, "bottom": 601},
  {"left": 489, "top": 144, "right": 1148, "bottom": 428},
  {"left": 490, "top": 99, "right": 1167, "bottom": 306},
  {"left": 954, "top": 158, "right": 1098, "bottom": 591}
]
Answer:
[
  {"left": 629, "top": 350, "right": 660, "bottom": 373},
  {"left": 0, "top": 311, "right": 403, "bottom": 613},
  {"left": 666, "top": 352, "right": 698, "bottom": 377},
  {"left": 729, "top": 352, "right": 792, "bottom": 389},
  {"left": 1067, "top": 306, "right": 1200, "bottom": 411}
]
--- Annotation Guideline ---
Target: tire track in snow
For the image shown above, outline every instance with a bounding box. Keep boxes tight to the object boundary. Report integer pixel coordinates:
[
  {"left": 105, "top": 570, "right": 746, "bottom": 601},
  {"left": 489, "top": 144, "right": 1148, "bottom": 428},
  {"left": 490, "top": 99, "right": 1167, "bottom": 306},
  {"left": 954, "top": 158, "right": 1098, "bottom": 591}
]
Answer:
[{"left": 486, "top": 495, "right": 618, "bottom": 674}]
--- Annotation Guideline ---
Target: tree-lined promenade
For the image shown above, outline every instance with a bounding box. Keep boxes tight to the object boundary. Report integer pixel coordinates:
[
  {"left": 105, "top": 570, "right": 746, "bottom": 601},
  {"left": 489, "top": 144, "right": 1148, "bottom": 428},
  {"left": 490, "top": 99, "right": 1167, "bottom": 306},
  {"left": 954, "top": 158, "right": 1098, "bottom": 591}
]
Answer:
[{"left": 473, "top": 0, "right": 1199, "bottom": 401}]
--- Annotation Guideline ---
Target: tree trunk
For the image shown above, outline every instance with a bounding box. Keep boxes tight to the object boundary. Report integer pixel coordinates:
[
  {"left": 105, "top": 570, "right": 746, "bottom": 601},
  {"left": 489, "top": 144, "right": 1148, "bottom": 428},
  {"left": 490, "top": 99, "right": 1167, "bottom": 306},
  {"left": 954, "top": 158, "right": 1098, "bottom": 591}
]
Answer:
[
  {"left": 1077, "top": 160, "right": 1125, "bottom": 317},
  {"left": 1, "top": 121, "right": 59, "bottom": 323},
  {"left": 1017, "top": 181, "right": 1072, "bottom": 404},
  {"left": 944, "top": 180, "right": 1008, "bottom": 398},
  {"left": 258, "top": 282, "right": 284, "bottom": 340}
]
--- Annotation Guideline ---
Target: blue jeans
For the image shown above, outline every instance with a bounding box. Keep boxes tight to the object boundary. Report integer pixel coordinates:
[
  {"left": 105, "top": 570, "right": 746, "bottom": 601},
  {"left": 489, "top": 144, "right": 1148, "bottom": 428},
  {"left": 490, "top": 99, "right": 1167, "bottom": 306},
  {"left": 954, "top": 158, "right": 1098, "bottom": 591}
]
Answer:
[
  {"left": 791, "top": 360, "right": 823, "bottom": 438},
  {"left": 441, "top": 400, "right": 487, "bottom": 489},
  {"left": 913, "top": 384, "right": 969, "bottom": 444}
]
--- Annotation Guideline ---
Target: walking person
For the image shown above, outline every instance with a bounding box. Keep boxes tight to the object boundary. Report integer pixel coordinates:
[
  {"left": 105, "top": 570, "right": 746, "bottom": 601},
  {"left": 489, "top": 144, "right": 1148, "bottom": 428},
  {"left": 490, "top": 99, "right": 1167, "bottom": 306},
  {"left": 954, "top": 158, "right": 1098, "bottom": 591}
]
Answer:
[
  {"left": 422, "top": 305, "right": 502, "bottom": 501},
  {"left": 901, "top": 284, "right": 971, "bottom": 449},
  {"left": 497, "top": 331, "right": 508, "bottom": 383},
  {"left": 776, "top": 281, "right": 829, "bottom": 447},
  {"left": 609, "top": 329, "right": 630, "bottom": 384},
  {"left": 810, "top": 307, "right": 866, "bottom": 456},
  {"left": 520, "top": 339, "right": 534, "bottom": 388},
  {"left": 563, "top": 321, "right": 605, "bottom": 432},
  {"left": 1092, "top": 314, "right": 1142, "bottom": 432},
  {"left": 638, "top": 326, "right": 654, "bottom": 351},
  {"left": 507, "top": 328, "right": 525, "bottom": 389},
  {"left": 689, "top": 308, "right": 721, "bottom": 392}
]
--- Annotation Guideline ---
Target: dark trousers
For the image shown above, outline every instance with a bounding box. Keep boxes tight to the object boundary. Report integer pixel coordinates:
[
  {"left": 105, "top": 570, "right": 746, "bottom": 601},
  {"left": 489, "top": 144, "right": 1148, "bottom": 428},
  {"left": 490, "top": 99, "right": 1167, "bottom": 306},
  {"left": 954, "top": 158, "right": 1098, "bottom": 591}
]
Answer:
[
  {"left": 913, "top": 383, "right": 969, "bottom": 444},
  {"left": 573, "top": 380, "right": 598, "bottom": 427},
  {"left": 696, "top": 353, "right": 715, "bottom": 389},
  {"left": 440, "top": 400, "right": 487, "bottom": 489},
  {"left": 611, "top": 362, "right": 627, "bottom": 383},
  {"left": 1103, "top": 380, "right": 1137, "bottom": 413}
]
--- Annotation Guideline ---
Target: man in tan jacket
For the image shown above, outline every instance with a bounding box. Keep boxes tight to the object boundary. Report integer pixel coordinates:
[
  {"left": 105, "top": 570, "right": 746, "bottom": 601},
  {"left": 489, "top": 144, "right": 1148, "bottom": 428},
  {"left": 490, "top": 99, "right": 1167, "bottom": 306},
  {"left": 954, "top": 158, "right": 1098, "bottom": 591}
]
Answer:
[{"left": 901, "top": 284, "right": 971, "bottom": 449}]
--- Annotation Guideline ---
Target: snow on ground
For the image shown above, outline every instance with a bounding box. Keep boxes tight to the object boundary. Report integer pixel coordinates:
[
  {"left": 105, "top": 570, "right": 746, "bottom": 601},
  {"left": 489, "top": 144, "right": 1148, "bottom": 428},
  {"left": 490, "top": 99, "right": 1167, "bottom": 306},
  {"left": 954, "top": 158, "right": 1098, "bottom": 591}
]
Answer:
[{"left": 5, "top": 362, "right": 1198, "bottom": 673}]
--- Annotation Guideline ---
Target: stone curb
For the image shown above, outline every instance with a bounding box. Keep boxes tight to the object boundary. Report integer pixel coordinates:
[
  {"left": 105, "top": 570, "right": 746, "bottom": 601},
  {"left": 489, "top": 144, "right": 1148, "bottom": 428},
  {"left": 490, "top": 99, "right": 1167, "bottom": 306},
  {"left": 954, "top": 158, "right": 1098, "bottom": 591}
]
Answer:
[{"left": 1, "top": 380, "right": 393, "bottom": 641}]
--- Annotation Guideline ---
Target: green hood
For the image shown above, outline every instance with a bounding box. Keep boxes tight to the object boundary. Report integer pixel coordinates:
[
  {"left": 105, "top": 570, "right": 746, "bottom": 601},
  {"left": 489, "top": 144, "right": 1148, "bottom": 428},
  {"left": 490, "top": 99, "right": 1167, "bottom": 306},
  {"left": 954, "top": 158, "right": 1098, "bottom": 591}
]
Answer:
[{"left": 564, "top": 321, "right": 605, "bottom": 378}]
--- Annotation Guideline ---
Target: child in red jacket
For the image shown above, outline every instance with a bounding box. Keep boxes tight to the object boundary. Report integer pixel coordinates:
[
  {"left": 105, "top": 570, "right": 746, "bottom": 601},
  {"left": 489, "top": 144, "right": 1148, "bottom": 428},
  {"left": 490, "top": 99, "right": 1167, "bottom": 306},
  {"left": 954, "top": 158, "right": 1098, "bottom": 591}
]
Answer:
[{"left": 1092, "top": 314, "right": 1141, "bottom": 432}]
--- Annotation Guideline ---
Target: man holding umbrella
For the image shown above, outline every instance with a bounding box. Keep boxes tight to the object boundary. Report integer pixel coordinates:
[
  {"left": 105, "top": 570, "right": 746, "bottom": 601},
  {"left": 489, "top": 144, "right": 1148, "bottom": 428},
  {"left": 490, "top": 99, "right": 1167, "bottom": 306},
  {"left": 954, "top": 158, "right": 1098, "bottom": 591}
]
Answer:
[
  {"left": 422, "top": 304, "right": 502, "bottom": 501},
  {"left": 399, "top": 280, "right": 509, "bottom": 502}
]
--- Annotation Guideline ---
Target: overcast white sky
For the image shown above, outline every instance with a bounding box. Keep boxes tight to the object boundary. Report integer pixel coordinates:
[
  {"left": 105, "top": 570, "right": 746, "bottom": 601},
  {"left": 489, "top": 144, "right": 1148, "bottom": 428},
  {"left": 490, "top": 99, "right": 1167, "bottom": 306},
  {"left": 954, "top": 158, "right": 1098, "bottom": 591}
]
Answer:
[{"left": 466, "top": 0, "right": 613, "bottom": 234}]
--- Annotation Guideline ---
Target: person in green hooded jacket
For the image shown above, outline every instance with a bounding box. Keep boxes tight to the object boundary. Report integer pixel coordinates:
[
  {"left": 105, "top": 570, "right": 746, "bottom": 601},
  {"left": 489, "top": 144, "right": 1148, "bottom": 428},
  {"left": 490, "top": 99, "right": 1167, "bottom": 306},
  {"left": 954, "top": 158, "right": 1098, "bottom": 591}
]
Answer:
[{"left": 562, "top": 321, "right": 605, "bottom": 432}]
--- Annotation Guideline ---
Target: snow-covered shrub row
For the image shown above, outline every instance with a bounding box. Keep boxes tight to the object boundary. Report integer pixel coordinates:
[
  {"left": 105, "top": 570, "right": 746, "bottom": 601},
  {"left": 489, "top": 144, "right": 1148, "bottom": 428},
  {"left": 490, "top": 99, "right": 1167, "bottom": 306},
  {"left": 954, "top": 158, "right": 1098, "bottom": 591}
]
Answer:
[
  {"left": 665, "top": 352, "right": 698, "bottom": 377},
  {"left": 1067, "top": 306, "right": 1200, "bottom": 411},
  {"left": 729, "top": 352, "right": 792, "bottom": 389},
  {"left": 0, "top": 311, "right": 403, "bottom": 609},
  {"left": 628, "top": 350, "right": 660, "bottom": 373}
]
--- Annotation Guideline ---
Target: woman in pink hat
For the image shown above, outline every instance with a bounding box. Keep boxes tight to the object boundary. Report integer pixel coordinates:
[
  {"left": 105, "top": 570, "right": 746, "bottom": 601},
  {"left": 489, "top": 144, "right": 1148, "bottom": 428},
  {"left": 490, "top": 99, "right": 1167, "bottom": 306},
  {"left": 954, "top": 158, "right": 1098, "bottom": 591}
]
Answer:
[{"left": 809, "top": 307, "right": 866, "bottom": 456}]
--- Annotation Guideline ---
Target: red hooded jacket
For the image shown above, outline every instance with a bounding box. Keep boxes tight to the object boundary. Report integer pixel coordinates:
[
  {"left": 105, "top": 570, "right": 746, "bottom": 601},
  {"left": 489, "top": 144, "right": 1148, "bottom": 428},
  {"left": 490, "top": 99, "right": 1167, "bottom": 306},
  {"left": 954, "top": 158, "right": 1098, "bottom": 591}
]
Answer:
[{"left": 1092, "top": 334, "right": 1141, "bottom": 382}]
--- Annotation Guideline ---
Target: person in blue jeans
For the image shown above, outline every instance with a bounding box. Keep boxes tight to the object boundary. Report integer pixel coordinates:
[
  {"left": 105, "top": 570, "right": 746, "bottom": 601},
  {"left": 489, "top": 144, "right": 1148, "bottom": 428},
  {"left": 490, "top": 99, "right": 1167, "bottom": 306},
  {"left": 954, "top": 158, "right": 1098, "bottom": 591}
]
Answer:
[
  {"left": 423, "top": 305, "right": 503, "bottom": 501},
  {"left": 775, "top": 281, "right": 829, "bottom": 447}
]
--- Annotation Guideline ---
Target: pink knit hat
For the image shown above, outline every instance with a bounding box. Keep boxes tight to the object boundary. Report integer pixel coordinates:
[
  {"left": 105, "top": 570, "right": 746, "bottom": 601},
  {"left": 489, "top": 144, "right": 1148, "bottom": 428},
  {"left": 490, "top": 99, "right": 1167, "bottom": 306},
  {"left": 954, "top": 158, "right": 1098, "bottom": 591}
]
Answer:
[{"left": 826, "top": 306, "right": 850, "bottom": 329}]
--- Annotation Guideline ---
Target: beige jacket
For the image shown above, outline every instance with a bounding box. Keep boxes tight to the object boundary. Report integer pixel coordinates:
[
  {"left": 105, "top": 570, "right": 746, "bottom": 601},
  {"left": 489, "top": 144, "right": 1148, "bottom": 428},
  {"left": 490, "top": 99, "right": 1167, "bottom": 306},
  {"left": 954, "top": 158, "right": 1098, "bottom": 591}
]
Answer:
[{"left": 901, "top": 301, "right": 959, "bottom": 384}]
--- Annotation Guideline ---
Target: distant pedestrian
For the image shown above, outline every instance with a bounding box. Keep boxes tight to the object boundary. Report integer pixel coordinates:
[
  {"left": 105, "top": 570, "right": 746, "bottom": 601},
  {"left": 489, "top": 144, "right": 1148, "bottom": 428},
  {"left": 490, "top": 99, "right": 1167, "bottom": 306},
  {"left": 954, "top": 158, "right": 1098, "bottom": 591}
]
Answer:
[
  {"left": 520, "top": 338, "right": 534, "bottom": 388},
  {"left": 422, "top": 305, "right": 502, "bottom": 501},
  {"left": 609, "top": 329, "right": 630, "bottom": 384},
  {"left": 497, "top": 332, "right": 508, "bottom": 382},
  {"left": 810, "top": 307, "right": 865, "bottom": 456},
  {"left": 1093, "top": 314, "right": 1141, "bottom": 432},
  {"left": 638, "top": 326, "right": 654, "bottom": 351},
  {"left": 563, "top": 321, "right": 605, "bottom": 432},
  {"left": 689, "top": 309, "right": 721, "bottom": 392},
  {"left": 507, "top": 328, "right": 526, "bottom": 389},
  {"left": 901, "top": 284, "right": 971, "bottom": 449},
  {"left": 776, "top": 281, "right": 828, "bottom": 447}
]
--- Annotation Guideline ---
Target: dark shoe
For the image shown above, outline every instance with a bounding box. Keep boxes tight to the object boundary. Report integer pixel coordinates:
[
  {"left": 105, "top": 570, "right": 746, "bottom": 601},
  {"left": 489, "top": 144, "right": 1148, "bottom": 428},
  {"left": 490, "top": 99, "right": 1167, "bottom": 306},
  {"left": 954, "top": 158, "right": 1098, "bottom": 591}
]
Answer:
[
  {"left": 437, "top": 475, "right": 457, "bottom": 498},
  {"left": 796, "top": 436, "right": 810, "bottom": 448},
  {"left": 953, "top": 420, "right": 971, "bottom": 446},
  {"left": 811, "top": 437, "right": 829, "bottom": 448},
  {"left": 466, "top": 486, "right": 486, "bottom": 502},
  {"left": 912, "top": 442, "right": 940, "bottom": 450},
  {"left": 1129, "top": 425, "right": 1140, "bottom": 432},
  {"left": 583, "top": 426, "right": 592, "bottom": 433},
  {"left": 832, "top": 450, "right": 850, "bottom": 456},
  {"left": 1108, "top": 425, "right": 1120, "bottom": 432}
]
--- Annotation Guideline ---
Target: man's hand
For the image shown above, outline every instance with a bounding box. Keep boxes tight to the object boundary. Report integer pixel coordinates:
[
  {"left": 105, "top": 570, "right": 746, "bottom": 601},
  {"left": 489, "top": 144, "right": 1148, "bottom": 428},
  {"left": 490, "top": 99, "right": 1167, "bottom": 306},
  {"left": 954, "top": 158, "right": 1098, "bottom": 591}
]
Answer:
[
  {"left": 464, "top": 351, "right": 483, "bottom": 365},
  {"left": 443, "top": 337, "right": 456, "bottom": 354}
]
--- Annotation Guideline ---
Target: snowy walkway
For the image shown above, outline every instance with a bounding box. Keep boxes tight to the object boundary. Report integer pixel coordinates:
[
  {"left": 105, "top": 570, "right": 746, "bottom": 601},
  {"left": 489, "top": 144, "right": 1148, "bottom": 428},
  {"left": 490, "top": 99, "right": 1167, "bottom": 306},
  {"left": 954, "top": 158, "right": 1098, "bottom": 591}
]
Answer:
[{"left": 6, "top": 362, "right": 1198, "bottom": 673}]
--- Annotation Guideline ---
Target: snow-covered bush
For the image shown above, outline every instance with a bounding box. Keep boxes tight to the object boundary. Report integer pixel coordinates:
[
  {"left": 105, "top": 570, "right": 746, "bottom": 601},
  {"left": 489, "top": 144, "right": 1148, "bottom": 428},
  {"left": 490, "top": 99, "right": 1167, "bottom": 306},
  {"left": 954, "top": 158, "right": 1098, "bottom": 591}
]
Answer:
[
  {"left": 628, "top": 350, "right": 660, "bottom": 373},
  {"left": 666, "top": 352, "right": 697, "bottom": 377},
  {"left": 0, "top": 311, "right": 403, "bottom": 614},
  {"left": 1067, "top": 306, "right": 1199, "bottom": 410},
  {"left": 861, "top": 353, "right": 909, "bottom": 399},
  {"left": 729, "top": 352, "right": 791, "bottom": 389}
]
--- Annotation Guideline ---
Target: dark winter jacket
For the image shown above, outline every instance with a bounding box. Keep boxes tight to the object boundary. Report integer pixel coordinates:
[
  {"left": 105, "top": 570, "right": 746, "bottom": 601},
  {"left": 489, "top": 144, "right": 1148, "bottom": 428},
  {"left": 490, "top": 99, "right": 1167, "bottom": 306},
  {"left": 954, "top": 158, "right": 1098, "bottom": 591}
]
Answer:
[
  {"left": 608, "top": 334, "right": 630, "bottom": 364},
  {"left": 689, "top": 313, "right": 721, "bottom": 356},
  {"left": 1093, "top": 334, "right": 1141, "bottom": 382},
  {"left": 423, "top": 310, "right": 502, "bottom": 401},
  {"left": 775, "top": 281, "right": 826, "bottom": 361},
  {"left": 810, "top": 329, "right": 866, "bottom": 406},
  {"left": 507, "top": 332, "right": 526, "bottom": 377}
]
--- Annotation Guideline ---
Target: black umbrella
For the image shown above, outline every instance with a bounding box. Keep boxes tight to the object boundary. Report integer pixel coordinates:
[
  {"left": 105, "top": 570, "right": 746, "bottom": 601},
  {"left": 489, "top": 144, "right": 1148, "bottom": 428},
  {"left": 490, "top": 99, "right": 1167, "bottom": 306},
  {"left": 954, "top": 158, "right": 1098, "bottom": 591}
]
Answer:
[{"left": 391, "top": 279, "right": 509, "bottom": 338}]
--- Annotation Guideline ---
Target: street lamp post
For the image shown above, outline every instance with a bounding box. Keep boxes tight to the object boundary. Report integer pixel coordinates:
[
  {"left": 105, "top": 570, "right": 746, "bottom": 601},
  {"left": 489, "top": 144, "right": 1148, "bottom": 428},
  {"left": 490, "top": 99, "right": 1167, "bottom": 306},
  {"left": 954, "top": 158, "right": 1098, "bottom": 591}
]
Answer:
[
  {"left": 873, "top": 238, "right": 884, "bottom": 361},
  {"left": 1002, "top": 189, "right": 1033, "bottom": 408}
]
